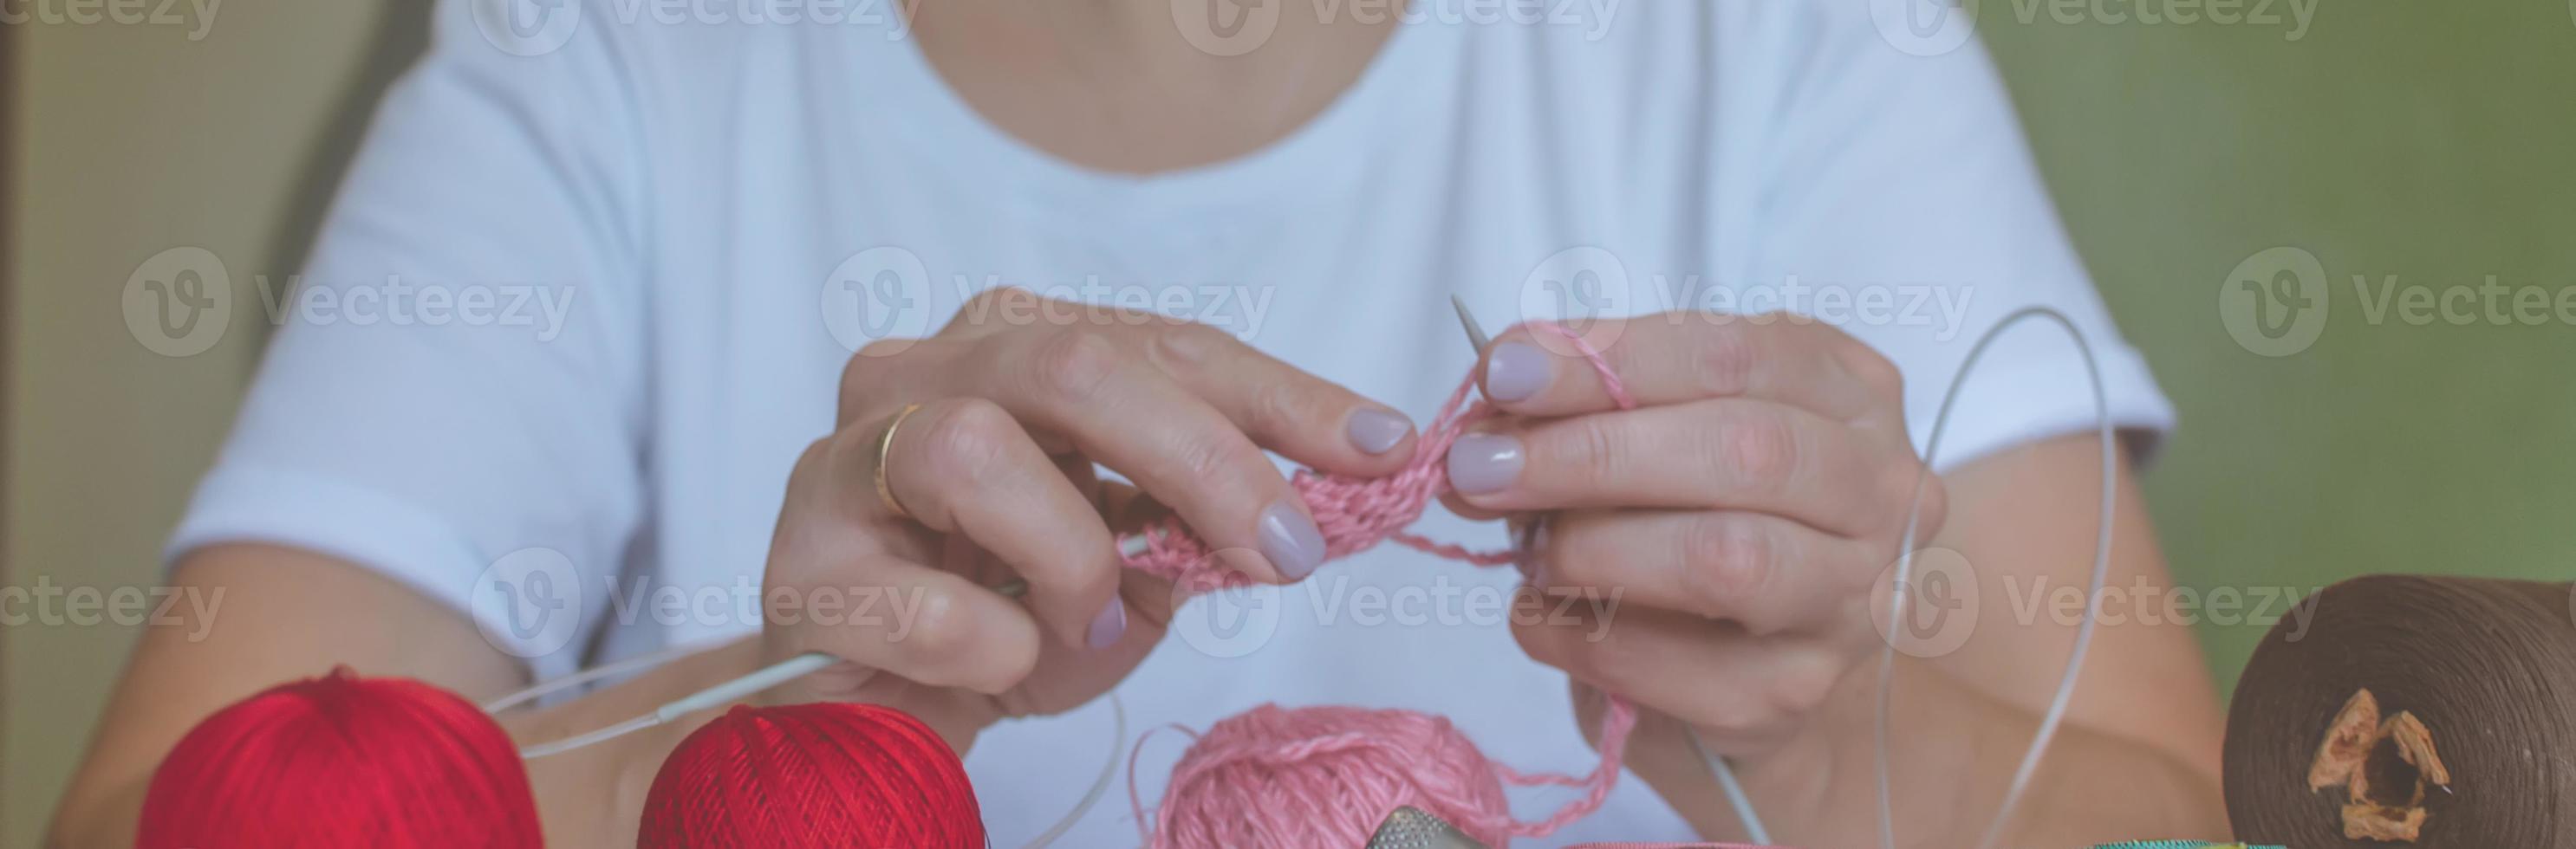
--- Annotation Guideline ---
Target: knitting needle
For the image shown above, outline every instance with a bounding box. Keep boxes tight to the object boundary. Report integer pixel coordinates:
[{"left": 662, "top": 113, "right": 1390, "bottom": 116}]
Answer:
[
  {"left": 671, "top": 537, "right": 1138, "bottom": 710},
  {"left": 520, "top": 538, "right": 1145, "bottom": 757},
  {"left": 1451, "top": 294, "right": 1491, "bottom": 352}
]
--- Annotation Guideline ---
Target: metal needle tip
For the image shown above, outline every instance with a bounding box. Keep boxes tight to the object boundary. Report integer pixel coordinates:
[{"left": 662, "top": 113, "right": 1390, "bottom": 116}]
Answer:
[{"left": 1450, "top": 294, "right": 1490, "bottom": 353}]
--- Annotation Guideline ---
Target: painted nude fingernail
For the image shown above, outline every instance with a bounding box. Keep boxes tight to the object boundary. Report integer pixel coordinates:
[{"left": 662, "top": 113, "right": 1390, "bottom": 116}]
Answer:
[
  {"left": 1484, "top": 341, "right": 1554, "bottom": 402},
  {"left": 1258, "top": 499, "right": 1328, "bottom": 580},
  {"left": 1345, "top": 407, "right": 1415, "bottom": 455},
  {"left": 1447, "top": 432, "right": 1525, "bottom": 495},
  {"left": 1088, "top": 598, "right": 1128, "bottom": 651}
]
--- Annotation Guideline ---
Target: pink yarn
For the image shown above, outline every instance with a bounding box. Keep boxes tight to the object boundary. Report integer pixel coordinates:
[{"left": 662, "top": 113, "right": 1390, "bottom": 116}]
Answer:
[
  {"left": 1139, "top": 702, "right": 1640, "bottom": 848},
  {"left": 1118, "top": 321, "right": 1636, "bottom": 581},
  {"left": 1129, "top": 322, "right": 1647, "bottom": 847},
  {"left": 1117, "top": 373, "right": 1515, "bottom": 584}
]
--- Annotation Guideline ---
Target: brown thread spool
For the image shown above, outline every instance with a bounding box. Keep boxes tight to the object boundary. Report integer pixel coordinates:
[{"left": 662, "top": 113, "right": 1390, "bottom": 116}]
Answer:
[{"left": 2222, "top": 574, "right": 2576, "bottom": 846}]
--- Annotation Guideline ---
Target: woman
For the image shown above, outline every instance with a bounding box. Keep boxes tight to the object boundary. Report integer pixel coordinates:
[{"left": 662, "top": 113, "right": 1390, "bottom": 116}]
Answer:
[{"left": 54, "top": 0, "right": 2227, "bottom": 844}]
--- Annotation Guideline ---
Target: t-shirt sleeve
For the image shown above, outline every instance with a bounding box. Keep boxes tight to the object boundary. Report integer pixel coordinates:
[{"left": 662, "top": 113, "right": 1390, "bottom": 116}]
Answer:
[
  {"left": 1734, "top": 3, "right": 2176, "bottom": 470},
  {"left": 167, "top": 0, "right": 648, "bottom": 679}
]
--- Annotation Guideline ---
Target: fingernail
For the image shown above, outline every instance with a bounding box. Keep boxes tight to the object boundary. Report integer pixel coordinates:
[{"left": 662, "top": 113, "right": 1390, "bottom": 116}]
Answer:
[
  {"left": 1447, "top": 432, "right": 1525, "bottom": 494},
  {"left": 1257, "top": 499, "right": 1327, "bottom": 580},
  {"left": 1344, "top": 408, "right": 1414, "bottom": 455},
  {"left": 1087, "top": 598, "right": 1127, "bottom": 651},
  {"left": 1484, "top": 341, "right": 1553, "bottom": 402}
]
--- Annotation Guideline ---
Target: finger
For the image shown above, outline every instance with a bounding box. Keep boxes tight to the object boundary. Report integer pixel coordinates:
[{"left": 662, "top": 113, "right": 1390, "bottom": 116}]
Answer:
[
  {"left": 973, "top": 328, "right": 1327, "bottom": 583},
  {"left": 1480, "top": 315, "right": 1894, "bottom": 423},
  {"left": 1511, "top": 599, "right": 1850, "bottom": 752},
  {"left": 1055, "top": 452, "right": 1104, "bottom": 506},
  {"left": 1446, "top": 399, "right": 1925, "bottom": 538},
  {"left": 990, "top": 567, "right": 1176, "bottom": 718},
  {"left": 875, "top": 399, "right": 1129, "bottom": 651},
  {"left": 1434, "top": 489, "right": 1511, "bottom": 522},
  {"left": 1536, "top": 509, "right": 1883, "bottom": 635},
  {"left": 1137, "top": 321, "right": 1420, "bottom": 475},
  {"left": 773, "top": 552, "right": 1042, "bottom": 696}
]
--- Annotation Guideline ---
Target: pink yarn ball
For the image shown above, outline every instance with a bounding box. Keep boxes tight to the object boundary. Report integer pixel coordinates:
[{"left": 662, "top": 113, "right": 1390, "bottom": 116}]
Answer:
[{"left": 1151, "top": 704, "right": 1516, "bottom": 848}]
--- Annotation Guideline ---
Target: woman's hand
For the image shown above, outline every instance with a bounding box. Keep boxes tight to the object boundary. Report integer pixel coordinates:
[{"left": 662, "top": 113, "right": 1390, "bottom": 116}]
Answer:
[
  {"left": 761, "top": 288, "right": 1420, "bottom": 747},
  {"left": 1443, "top": 314, "right": 1944, "bottom": 781}
]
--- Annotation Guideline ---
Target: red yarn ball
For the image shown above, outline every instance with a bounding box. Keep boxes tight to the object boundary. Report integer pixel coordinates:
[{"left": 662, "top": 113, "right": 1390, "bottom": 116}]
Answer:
[
  {"left": 137, "top": 666, "right": 542, "bottom": 849},
  {"left": 639, "top": 702, "right": 986, "bottom": 848}
]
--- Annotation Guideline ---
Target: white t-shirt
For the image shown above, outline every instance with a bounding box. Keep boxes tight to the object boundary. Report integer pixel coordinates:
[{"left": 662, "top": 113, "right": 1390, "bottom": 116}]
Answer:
[{"left": 171, "top": 0, "right": 2174, "bottom": 843}]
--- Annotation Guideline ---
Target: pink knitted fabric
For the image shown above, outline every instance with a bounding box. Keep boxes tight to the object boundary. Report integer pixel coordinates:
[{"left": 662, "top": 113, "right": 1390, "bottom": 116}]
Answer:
[
  {"left": 1129, "top": 322, "right": 1647, "bottom": 847},
  {"left": 1116, "top": 371, "right": 1515, "bottom": 583}
]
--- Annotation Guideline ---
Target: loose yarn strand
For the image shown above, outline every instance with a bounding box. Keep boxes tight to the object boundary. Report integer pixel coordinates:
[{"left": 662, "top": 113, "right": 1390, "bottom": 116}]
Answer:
[{"left": 1873, "top": 306, "right": 2117, "bottom": 849}]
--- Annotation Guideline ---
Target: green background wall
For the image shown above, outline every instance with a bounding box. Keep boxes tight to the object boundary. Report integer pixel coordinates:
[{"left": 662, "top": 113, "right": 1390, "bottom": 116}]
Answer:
[
  {"left": 1981, "top": 1, "right": 2576, "bottom": 691},
  {"left": 7, "top": 2, "right": 2575, "bottom": 843}
]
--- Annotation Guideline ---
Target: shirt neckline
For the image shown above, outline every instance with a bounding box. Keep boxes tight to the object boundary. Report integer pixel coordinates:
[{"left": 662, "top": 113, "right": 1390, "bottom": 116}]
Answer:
[{"left": 862, "top": 11, "right": 1440, "bottom": 216}]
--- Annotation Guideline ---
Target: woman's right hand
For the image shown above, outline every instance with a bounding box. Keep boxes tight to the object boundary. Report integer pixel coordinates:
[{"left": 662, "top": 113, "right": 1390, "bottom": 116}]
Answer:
[{"left": 758, "top": 288, "right": 1419, "bottom": 746}]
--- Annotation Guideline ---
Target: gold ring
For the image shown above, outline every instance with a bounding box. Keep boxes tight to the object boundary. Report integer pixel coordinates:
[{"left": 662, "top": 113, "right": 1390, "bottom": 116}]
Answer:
[{"left": 875, "top": 403, "right": 924, "bottom": 521}]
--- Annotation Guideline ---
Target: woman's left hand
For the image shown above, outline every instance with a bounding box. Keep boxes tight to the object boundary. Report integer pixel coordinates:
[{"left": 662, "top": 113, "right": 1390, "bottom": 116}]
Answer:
[{"left": 1441, "top": 313, "right": 1946, "bottom": 781}]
